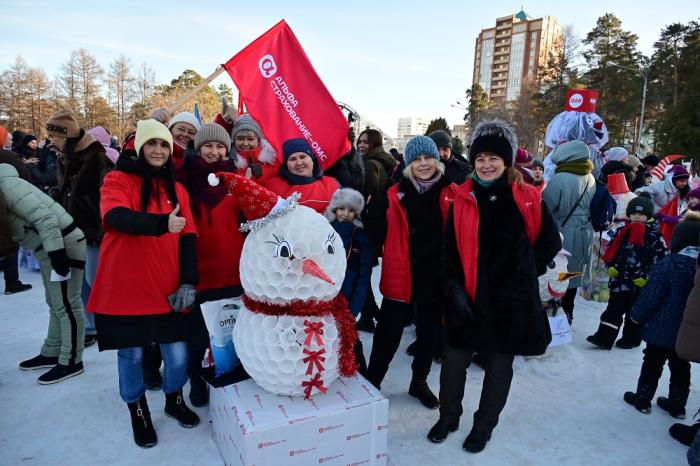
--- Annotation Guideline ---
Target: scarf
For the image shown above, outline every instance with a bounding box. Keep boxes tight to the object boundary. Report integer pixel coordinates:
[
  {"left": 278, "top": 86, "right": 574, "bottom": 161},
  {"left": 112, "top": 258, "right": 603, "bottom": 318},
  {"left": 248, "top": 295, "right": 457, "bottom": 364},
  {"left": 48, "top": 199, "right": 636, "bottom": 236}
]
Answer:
[
  {"left": 413, "top": 172, "right": 442, "bottom": 194},
  {"left": 555, "top": 160, "right": 594, "bottom": 176},
  {"left": 602, "top": 221, "right": 646, "bottom": 265},
  {"left": 177, "top": 156, "right": 235, "bottom": 217},
  {"left": 471, "top": 172, "right": 498, "bottom": 188}
]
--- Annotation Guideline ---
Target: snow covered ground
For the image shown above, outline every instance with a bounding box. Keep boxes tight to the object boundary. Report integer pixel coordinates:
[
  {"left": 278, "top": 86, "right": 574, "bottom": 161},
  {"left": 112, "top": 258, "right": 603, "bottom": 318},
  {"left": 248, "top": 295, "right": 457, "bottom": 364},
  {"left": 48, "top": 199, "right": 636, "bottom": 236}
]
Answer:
[{"left": 1, "top": 266, "right": 697, "bottom": 466}]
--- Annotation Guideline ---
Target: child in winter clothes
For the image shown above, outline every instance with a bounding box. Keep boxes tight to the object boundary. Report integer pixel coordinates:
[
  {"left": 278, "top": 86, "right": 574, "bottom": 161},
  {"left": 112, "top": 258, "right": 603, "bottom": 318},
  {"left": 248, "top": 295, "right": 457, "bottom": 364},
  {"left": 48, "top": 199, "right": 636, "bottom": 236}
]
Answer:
[
  {"left": 324, "top": 188, "right": 372, "bottom": 375},
  {"left": 587, "top": 196, "right": 667, "bottom": 350},
  {"left": 623, "top": 213, "right": 700, "bottom": 418}
]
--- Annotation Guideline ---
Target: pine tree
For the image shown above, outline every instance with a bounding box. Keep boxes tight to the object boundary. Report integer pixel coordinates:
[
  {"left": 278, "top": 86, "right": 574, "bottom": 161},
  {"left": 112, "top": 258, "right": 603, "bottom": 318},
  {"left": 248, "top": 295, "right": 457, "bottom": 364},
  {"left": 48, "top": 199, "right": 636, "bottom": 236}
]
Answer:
[{"left": 424, "top": 117, "right": 450, "bottom": 135}]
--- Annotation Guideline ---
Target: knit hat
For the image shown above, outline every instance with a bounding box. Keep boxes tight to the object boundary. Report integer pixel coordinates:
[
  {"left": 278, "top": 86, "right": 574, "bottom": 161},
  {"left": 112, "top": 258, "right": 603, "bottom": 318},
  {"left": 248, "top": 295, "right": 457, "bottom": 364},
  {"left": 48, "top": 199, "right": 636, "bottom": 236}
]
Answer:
[
  {"left": 22, "top": 135, "right": 37, "bottom": 145},
  {"left": 194, "top": 123, "right": 232, "bottom": 152},
  {"left": 324, "top": 188, "right": 365, "bottom": 222},
  {"left": 428, "top": 130, "right": 452, "bottom": 148},
  {"left": 46, "top": 109, "right": 80, "bottom": 138},
  {"left": 670, "top": 164, "right": 690, "bottom": 181},
  {"left": 626, "top": 196, "right": 654, "bottom": 219},
  {"left": 135, "top": 119, "right": 174, "bottom": 155},
  {"left": 283, "top": 138, "right": 315, "bottom": 161},
  {"left": 670, "top": 213, "right": 700, "bottom": 253},
  {"left": 404, "top": 135, "right": 439, "bottom": 165},
  {"left": 605, "top": 146, "right": 628, "bottom": 162},
  {"left": 149, "top": 107, "right": 171, "bottom": 125},
  {"left": 689, "top": 186, "right": 700, "bottom": 200},
  {"left": 468, "top": 119, "right": 517, "bottom": 167},
  {"left": 532, "top": 159, "right": 544, "bottom": 169},
  {"left": 167, "top": 112, "right": 201, "bottom": 132},
  {"left": 231, "top": 114, "right": 263, "bottom": 142},
  {"left": 515, "top": 147, "right": 533, "bottom": 167},
  {"left": 623, "top": 155, "right": 642, "bottom": 169},
  {"left": 640, "top": 155, "right": 659, "bottom": 167},
  {"left": 87, "top": 126, "right": 119, "bottom": 164}
]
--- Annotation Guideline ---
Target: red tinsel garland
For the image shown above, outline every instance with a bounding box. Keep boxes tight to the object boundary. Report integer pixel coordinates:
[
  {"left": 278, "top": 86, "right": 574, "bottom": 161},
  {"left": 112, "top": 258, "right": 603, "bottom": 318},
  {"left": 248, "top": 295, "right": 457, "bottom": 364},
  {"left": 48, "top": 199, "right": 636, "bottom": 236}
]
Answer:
[{"left": 242, "top": 294, "right": 359, "bottom": 377}]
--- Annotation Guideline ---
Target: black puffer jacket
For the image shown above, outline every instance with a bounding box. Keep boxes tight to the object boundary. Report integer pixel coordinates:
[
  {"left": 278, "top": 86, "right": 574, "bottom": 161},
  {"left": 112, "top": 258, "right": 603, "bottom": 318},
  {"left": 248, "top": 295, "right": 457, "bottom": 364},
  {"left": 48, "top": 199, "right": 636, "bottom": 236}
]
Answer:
[{"left": 442, "top": 176, "right": 561, "bottom": 355}]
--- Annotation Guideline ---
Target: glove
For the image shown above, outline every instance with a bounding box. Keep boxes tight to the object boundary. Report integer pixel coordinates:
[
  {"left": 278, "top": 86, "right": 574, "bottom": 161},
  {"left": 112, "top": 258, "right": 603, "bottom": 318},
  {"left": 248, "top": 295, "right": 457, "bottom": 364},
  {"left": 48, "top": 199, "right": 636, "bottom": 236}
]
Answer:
[
  {"left": 221, "top": 97, "right": 238, "bottom": 125},
  {"left": 607, "top": 267, "right": 619, "bottom": 278},
  {"left": 633, "top": 277, "right": 647, "bottom": 288},
  {"left": 48, "top": 248, "right": 71, "bottom": 276},
  {"left": 168, "top": 284, "right": 196, "bottom": 312},
  {"left": 249, "top": 162, "right": 263, "bottom": 179},
  {"left": 447, "top": 285, "right": 474, "bottom": 328}
]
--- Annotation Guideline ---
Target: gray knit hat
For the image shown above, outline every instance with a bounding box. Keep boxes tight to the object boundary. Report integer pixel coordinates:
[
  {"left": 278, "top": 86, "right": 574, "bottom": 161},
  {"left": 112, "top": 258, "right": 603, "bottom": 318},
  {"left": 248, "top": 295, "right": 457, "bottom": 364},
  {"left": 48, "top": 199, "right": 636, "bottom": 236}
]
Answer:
[
  {"left": 231, "top": 114, "right": 263, "bottom": 142},
  {"left": 428, "top": 130, "right": 452, "bottom": 148},
  {"left": 324, "top": 188, "right": 365, "bottom": 227},
  {"left": 404, "top": 135, "right": 439, "bottom": 165},
  {"left": 194, "top": 123, "right": 231, "bottom": 152}
]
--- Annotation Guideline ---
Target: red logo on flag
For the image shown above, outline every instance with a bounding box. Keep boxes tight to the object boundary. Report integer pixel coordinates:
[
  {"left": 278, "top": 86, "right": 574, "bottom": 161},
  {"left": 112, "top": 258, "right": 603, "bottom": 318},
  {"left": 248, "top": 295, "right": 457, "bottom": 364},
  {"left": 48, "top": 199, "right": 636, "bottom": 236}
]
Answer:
[
  {"left": 224, "top": 20, "right": 351, "bottom": 170},
  {"left": 564, "top": 89, "right": 599, "bottom": 113}
]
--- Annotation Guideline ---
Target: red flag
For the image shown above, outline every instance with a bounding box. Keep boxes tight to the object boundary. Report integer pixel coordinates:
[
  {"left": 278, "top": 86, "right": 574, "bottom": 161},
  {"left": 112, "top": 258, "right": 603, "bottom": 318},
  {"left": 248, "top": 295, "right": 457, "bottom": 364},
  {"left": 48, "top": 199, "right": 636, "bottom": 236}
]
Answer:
[
  {"left": 565, "top": 89, "right": 599, "bottom": 113},
  {"left": 651, "top": 154, "right": 686, "bottom": 181},
  {"left": 658, "top": 195, "right": 680, "bottom": 246},
  {"left": 223, "top": 20, "right": 350, "bottom": 170}
]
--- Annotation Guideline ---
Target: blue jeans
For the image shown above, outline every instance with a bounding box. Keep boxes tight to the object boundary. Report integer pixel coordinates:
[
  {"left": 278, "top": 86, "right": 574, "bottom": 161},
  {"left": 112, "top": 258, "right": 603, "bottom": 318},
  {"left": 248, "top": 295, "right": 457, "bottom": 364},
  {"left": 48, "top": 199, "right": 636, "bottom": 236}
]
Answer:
[
  {"left": 81, "top": 245, "right": 99, "bottom": 336},
  {"left": 117, "top": 342, "right": 188, "bottom": 403}
]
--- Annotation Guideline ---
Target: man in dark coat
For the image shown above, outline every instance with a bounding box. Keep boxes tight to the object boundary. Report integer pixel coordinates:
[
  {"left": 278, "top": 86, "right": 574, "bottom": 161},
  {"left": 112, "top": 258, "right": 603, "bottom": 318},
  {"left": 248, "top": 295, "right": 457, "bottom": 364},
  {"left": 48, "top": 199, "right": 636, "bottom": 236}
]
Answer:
[{"left": 429, "top": 130, "right": 471, "bottom": 185}]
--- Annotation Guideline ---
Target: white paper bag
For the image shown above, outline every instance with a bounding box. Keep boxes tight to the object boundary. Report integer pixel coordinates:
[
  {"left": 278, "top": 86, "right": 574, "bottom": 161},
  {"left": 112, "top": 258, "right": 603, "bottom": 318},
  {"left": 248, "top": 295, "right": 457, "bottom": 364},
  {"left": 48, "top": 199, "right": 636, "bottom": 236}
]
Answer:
[{"left": 548, "top": 313, "right": 572, "bottom": 347}]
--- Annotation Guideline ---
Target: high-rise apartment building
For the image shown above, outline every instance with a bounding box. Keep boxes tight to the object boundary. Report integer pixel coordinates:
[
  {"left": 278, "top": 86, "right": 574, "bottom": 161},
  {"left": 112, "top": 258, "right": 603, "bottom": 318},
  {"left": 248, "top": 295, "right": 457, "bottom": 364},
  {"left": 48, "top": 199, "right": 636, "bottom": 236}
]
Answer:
[
  {"left": 397, "top": 117, "right": 429, "bottom": 138},
  {"left": 472, "top": 10, "right": 562, "bottom": 103}
]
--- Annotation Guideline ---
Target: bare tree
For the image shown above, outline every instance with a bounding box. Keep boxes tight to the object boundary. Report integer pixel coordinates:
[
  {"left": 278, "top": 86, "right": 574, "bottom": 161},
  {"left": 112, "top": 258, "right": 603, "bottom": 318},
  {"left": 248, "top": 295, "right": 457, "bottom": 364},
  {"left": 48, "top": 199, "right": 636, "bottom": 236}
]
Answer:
[
  {"left": 108, "top": 55, "right": 136, "bottom": 137},
  {"left": 75, "top": 48, "right": 104, "bottom": 127},
  {"left": 135, "top": 62, "right": 156, "bottom": 105},
  {"left": 26, "top": 68, "right": 53, "bottom": 135},
  {"left": 0, "top": 56, "right": 31, "bottom": 131},
  {"left": 59, "top": 50, "right": 81, "bottom": 114}
]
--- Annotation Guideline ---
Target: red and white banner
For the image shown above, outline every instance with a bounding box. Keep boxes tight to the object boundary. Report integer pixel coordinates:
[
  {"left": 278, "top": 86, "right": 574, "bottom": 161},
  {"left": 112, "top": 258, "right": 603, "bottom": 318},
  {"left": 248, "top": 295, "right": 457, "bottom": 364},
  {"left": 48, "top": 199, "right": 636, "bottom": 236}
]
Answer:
[
  {"left": 224, "top": 20, "right": 350, "bottom": 170},
  {"left": 651, "top": 154, "right": 686, "bottom": 181},
  {"left": 565, "top": 89, "right": 599, "bottom": 113}
]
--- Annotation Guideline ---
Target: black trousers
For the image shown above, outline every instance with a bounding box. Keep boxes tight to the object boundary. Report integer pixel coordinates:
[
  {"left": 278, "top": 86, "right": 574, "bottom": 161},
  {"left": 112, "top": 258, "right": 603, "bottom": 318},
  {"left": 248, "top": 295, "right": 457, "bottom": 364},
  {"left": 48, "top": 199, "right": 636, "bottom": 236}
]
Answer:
[
  {"left": 639, "top": 343, "right": 691, "bottom": 390},
  {"left": 438, "top": 346, "right": 515, "bottom": 432},
  {"left": 1, "top": 251, "right": 19, "bottom": 284},
  {"left": 366, "top": 297, "right": 442, "bottom": 388},
  {"left": 561, "top": 287, "right": 577, "bottom": 320},
  {"left": 600, "top": 289, "right": 641, "bottom": 343}
]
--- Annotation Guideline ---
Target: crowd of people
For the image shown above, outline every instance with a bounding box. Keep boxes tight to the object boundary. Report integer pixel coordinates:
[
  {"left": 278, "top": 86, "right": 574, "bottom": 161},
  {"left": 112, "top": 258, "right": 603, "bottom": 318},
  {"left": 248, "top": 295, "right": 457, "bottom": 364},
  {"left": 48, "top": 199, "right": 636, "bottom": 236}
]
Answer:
[{"left": 1, "top": 102, "right": 699, "bottom": 462}]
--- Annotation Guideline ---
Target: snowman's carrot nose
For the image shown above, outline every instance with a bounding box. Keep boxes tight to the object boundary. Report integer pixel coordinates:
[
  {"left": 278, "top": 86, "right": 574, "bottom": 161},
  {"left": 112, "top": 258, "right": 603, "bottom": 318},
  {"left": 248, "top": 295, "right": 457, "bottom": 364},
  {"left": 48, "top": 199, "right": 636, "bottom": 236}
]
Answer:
[{"left": 302, "top": 259, "right": 334, "bottom": 285}]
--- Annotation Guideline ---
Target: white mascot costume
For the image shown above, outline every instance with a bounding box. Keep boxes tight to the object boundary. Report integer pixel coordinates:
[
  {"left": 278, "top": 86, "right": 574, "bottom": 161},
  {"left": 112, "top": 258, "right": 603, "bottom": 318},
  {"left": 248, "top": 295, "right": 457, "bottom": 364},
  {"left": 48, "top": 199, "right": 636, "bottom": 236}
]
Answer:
[{"left": 209, "top": 172, "right": 358, "bottom": 398}]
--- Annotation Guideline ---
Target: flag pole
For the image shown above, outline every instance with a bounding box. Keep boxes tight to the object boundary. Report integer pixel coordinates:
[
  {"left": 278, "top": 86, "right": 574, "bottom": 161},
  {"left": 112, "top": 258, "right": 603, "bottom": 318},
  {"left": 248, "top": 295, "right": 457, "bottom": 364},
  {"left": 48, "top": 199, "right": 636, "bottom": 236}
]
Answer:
[{"left": 166, "top": 66, "right": 226, "bottom": 114}]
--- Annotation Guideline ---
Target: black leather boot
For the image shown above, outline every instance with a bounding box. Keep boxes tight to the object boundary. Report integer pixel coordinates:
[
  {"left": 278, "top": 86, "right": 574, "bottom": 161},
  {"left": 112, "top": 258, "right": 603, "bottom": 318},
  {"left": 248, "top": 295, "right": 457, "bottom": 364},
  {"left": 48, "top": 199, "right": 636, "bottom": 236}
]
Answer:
[
  {"left": 408, "top": 379, "right": 439, "bottom": 409},
  {"left": 427, "top": 418, "right": 459, "bottom": 443},
  {"left": 127, "top": 395, "right": 157, "bottom": 448},
  {"left": 657, "top": 386, "right": 690, "bottom": 419},
  {"left": 164, "top": 389, "right": 200, "bottom": 428},
  {"left": 463, "top": 427, "right": 492, "bottom": 453}
]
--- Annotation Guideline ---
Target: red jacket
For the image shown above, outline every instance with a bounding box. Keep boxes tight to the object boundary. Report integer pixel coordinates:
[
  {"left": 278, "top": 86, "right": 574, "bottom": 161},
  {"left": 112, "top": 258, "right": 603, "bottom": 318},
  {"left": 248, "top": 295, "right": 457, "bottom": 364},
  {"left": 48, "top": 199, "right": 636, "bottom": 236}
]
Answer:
[
  {"left": 453, "top": 178, "right": 542, "bottom": 301},
  {"left": 380, "top": 182, "right": 458, "bottom": 303},
  {"left": 264, "top": 176, "right": 339, "bottom": 214},
  {"left": 193, "top": 197, "right": 244, "bottom": 293},
  {"left": 88, "top": 171, "right": 197, "bottom": 316}
]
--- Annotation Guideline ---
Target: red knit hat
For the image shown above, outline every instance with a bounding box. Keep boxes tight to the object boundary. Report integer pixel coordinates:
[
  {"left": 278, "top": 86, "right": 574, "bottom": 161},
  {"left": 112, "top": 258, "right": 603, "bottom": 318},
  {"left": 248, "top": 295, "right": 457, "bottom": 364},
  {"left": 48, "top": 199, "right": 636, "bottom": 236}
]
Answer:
[
  {"left": 208, "top": 172, "right": 299, "bottom": 231},
  {"left": 516, "top": 147, "right": 533, "bottom": 167}
]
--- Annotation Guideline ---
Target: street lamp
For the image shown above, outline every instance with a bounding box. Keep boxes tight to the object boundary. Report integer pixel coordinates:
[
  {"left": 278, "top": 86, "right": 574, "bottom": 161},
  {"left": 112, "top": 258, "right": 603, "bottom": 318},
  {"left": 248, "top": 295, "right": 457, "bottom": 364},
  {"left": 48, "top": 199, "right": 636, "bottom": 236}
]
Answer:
[{"left": 609, "top": 61, "right": 648, "bottom": 155}]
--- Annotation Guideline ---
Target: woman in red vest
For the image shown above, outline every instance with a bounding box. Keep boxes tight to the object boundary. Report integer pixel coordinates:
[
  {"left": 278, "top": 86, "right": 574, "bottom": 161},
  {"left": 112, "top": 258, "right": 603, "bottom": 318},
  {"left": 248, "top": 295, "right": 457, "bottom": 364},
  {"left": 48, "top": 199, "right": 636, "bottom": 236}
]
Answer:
[
  {"left": 366, "top": 135, "right": 458, "bottom": 409},
  {"left": 176, "top": 123, "right": 245, "bottom": 407},
  {"left": 88, "top": 120, "right": 200, "bottom": 449},
  {"left": 265, "top": 138, "right": 339, "bottom": 213},
  {"left": 427, "top": 120, "right": 561, "bottom": 454}
]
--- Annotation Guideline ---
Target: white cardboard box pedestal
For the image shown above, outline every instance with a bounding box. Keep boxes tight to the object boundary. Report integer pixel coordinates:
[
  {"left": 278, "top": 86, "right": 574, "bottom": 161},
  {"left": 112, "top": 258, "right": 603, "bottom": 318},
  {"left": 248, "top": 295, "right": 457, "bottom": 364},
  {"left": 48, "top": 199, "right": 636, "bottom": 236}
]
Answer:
[{"left": 210, "top": 374, "right": 389, "bottom": 466}]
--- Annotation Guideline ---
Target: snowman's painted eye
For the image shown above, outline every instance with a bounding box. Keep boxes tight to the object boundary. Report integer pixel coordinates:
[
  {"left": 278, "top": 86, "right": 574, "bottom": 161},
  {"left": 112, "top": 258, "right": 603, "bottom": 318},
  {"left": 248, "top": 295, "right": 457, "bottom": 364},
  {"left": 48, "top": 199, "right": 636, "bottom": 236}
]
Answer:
[
  {"left": 276, "top": 241, "right": 292, "bottom": 258},
  {"left": 547, "top": 261, "right": 556, "bottom": 269},
  {"left": 325, "top": 239, "right": 335, "bottom": 254}
]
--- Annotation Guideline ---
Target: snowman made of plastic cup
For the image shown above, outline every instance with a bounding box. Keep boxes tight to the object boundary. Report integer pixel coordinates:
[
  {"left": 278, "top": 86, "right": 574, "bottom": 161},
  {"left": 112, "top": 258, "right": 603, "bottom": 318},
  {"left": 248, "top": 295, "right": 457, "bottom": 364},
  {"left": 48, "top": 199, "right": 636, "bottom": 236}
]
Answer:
[
  {"left": 539, "top": 234, "right": 583, "bottom": 317},
  {"left": 208, "top": 172, "right": 358, "bottom": 398}
]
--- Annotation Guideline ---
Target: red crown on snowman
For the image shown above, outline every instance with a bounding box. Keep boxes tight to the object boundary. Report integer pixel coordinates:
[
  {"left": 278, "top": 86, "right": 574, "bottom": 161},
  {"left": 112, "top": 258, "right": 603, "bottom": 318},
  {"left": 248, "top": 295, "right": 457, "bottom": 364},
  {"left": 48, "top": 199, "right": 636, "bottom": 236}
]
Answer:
[{"left": 208, "top": 172, "right": 300, "bottom": 232}]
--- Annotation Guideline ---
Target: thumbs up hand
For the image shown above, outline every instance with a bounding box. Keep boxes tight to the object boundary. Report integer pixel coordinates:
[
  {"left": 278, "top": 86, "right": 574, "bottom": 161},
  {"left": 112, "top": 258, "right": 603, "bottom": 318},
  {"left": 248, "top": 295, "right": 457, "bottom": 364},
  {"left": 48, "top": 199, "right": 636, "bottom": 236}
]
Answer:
[{"left": 168, "top": 204, "right": 186, "bottom": 233}]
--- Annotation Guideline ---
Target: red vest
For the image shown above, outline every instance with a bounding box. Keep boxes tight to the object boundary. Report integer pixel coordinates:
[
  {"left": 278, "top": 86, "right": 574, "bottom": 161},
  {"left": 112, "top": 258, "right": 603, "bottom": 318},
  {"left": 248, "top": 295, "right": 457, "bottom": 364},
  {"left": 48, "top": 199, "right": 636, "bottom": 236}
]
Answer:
[
  {"left": 380, "top": 182, "right": 458, "bottom": 303},
  {"left": 453, "top": 179, "right": 542, "bottom": 301},
  {"left": 193, "top": 197, "right": 244, "bottom": 292},
  {"left": 88, "top": 171, "right": 198, "bottom": 316},
  {"left": 264, "top": 176, "right": 339, "bottom": 214}
]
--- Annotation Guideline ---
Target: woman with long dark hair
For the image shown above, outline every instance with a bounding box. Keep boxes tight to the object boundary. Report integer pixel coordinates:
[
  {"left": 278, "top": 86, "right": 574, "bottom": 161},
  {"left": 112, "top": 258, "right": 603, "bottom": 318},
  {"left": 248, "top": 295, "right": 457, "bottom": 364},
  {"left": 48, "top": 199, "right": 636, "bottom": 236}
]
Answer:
[{"left": 88, "top": 119, "right": 200, "bottom": 448}]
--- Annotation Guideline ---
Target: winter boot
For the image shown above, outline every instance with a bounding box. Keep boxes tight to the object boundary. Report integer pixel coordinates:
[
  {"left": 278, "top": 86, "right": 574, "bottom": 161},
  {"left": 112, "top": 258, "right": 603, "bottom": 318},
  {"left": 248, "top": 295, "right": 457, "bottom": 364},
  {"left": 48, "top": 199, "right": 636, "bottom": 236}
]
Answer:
[
  {"left": 408, "top": 378, "right": 439, "bottom": 409},
  {"left": 463, "top": 426, "right": 492, "bottom": 453},
  {"left": 19, "top": 354, "right": 58, "bottom": 371},
  {"left": 616, "top": 320, "right": 642, "bottom": 349},
  {"left": 189, "top": 376, "right": 209, "bottom": 408},
  {"left": 657, "top": 386, "right": 690, "bottom": 419},
  {"left": 164, "top": 389, "right": 200, "bottom": 428},
  {"left": 356, "top": 314, "right": 375, "bottom": 333},
  {"left": 586, "top": 323, "right": 618, "bottom": 350},
  {"left": 670, "top": 410, "right": 700, "bottom": 446},
  {"left": 427, "top": 418, "right": 459, "bottom": 444},
  {"left": 127, "top": 395, "right": 157, "bottom": 448},
  {"left": 37, "top": 362, "right": 84, "bottom": 384},
  {"left": 624, "top": 382, "right": 657, "bottom": 414}
]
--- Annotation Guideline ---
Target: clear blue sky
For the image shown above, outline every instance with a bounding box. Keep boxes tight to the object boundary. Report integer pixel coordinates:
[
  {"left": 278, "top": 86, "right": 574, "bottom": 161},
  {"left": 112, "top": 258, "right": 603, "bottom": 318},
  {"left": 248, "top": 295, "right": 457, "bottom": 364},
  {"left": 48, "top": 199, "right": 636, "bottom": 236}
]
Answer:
[{"left": 2, "top": 0, "right": 696, "bottom": 137}]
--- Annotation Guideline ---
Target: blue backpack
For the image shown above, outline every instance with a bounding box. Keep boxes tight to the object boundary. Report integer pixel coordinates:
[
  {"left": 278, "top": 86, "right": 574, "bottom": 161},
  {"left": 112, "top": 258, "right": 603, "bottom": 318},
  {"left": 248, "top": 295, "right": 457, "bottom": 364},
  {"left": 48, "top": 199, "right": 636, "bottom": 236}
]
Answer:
[{"left": 589, "top": 179, "right": 616, "bottom": 232}]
